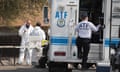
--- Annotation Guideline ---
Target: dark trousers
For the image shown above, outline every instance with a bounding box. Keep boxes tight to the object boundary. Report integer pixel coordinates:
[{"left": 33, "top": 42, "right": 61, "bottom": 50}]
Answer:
[{"left": 76, "top": 36, "right": 90, "bottom": 67}]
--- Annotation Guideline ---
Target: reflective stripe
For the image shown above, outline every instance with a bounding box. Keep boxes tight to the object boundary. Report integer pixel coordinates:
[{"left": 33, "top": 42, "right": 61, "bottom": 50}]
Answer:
[
  {"left": 50, "top": 37, "right": 120, "bottom": 47},
  {"left": 50, "top": 36, "right": 76, "bottom": 45},
  {"left": 104, "top": 38, "right": 120, "bottom": 47}
]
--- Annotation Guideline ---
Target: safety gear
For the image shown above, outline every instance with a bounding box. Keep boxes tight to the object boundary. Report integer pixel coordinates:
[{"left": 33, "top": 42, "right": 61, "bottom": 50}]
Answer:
[
  {"left": 30, "top": 26, "right": 46, "bottom": 65},
  {"left": 18, "top": 23, "right": 33, "bottom": 65}
]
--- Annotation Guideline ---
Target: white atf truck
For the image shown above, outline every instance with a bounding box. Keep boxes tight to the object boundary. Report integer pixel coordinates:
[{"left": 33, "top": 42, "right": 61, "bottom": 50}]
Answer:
[{"left": 47, "top": 0, "right": 120, "bottom": 72}]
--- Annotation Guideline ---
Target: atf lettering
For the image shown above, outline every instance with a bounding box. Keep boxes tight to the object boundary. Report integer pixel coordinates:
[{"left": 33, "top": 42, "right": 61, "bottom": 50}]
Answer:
[
  {"left": 55, "top": 11, "right": 67, "bottom": 19},
  {"left": 79, "top": 23, "right": 88, "bottom": 30}
]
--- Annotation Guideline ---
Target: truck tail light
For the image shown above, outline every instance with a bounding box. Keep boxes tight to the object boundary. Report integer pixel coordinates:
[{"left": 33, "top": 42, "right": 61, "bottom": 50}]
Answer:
[{"left": 54, "top": 52, "right": 66, "bottom": 56}]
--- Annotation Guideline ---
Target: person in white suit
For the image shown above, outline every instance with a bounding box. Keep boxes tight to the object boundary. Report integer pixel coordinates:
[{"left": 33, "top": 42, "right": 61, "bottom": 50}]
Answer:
[
  {"left": 18, "top": 20, "right": 33, "bottom": 65},
  {"left": 30, "top": 22, "right": 46, "bottom": 65}
]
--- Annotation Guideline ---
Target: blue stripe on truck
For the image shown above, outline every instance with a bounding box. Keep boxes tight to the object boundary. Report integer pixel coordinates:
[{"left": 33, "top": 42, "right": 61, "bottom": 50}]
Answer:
[
  {"left": 50, "top": 36, "right": 76, "bottom": 45},
  {"left": 104, "top": 38, "right": 120, "bottom": 47},
  {"left": 50, "top": 37, "right": 120, "bottom": 47}
]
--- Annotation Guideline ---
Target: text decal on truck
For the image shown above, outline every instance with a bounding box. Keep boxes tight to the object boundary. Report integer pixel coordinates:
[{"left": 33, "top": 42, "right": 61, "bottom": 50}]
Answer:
[{"left": 55, "top": 10, "right": 67, "bottom": 27}]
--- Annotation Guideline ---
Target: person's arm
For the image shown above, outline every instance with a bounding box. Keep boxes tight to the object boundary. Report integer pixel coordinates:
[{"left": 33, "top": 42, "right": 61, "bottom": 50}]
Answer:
[
  {"left": 75, "top": 24, "right": 79, "bottom": 33},
  {"left": 29, "top": 25, "right": 34, "bottom": 34},
  {"left": 42, "top": 30, "right": 46, "bottom": 40},
  {"left": 48, "top": 28, "right": 50, "bottom": 36},
  {"left": 18, "top": 25, "right": 25, "bottom": 36},
  {"left": 89, "top": 22, "right": 101, "bottom": 32}
]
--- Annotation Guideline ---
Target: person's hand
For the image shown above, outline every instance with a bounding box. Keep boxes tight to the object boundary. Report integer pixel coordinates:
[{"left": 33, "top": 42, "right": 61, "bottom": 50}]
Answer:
[
  {"left": 97, "top": 24, "right": 105, "bottom": 30},
  {"left": 24, "top": 30, "right": 26, "bottom": 33},
  {"left": 102, "top": 24, "right": 105, "bottom": 28},
  {"left": 99, "top": 24, "right": 105, "bottom": 30}
]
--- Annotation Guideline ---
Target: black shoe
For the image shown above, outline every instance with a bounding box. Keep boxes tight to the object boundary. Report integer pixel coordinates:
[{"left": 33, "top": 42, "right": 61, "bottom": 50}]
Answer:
[
  {"left": 81, "top": 63, "right": 89, "bottom": 70},
  {"left": 34, "top": 65, "right": 46, "bottom": 68},
  {"left": 34, "top": 65, "right": 41, "bottom": 68},
  {"left": 73, "top": 64, "right": 78, "bottom": 69},
  {"left": 81, "top": 67, "right": 88, "bottom": 70}
]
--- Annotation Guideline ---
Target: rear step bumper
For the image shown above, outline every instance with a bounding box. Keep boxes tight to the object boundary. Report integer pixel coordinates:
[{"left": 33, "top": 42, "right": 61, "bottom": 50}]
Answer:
[{"left": 51, "top": 58, "right": 102, "bottom": 63}]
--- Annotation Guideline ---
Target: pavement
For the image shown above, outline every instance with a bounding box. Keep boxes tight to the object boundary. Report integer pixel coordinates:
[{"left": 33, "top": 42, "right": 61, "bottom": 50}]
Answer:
[
  {"left": 0, "top": 65, "right": 97, "bottom": 72},
  {"left": 0, "top": 65, "right": 48, "bottom": 72},
  {"left": 1, "top": 59, "right": 117, "bottom": 72},
  {"left": 0, "top": 59, "right": 96, "bottom": 72}
]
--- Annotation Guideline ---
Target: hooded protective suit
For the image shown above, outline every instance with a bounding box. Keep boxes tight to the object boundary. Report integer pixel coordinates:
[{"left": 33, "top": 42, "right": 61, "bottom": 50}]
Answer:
[
  {"left": 30, "top": 26, "right": 46, "bottom": 65},
  {"left": 18, "top": 23, "right": 33, "bottom": 65}
]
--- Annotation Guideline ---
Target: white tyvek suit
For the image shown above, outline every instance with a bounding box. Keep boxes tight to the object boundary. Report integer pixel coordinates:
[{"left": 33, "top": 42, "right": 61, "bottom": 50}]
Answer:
[
  {"left": 30, "top": 26, "right": 46, "bottom": 65},
  {"left": 18, "top": 24, "right": 33, "bottom": 65}
]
